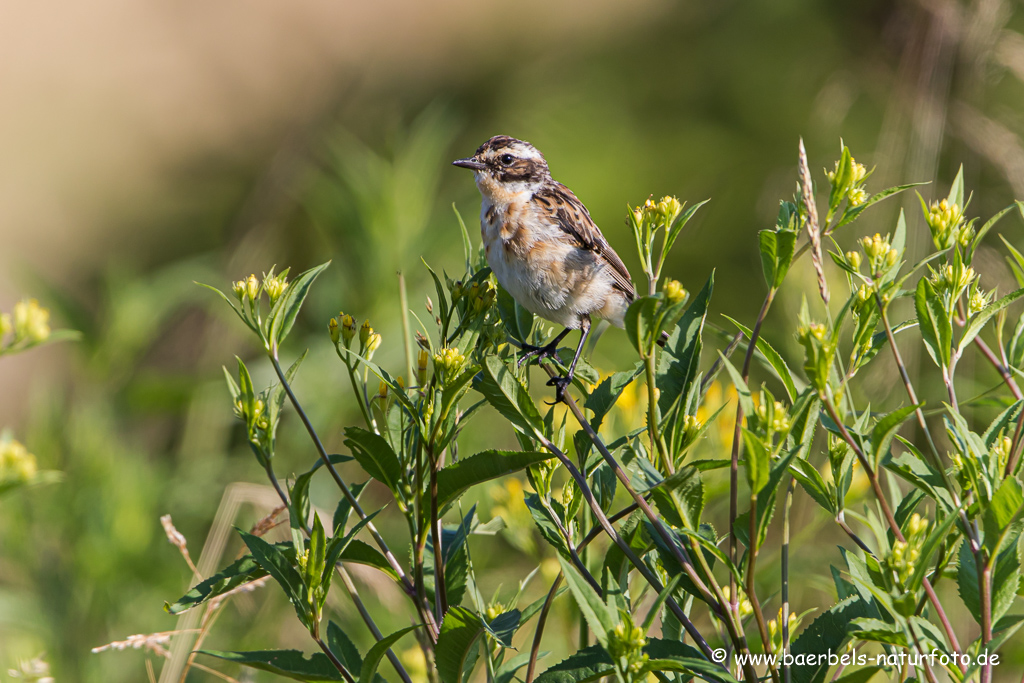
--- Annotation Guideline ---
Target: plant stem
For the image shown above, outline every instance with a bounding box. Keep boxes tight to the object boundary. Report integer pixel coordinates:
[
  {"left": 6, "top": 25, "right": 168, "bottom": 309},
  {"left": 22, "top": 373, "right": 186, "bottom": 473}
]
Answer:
[
  {"left": 746, "top": 490, "right": 781, "bottom": 683},
  {"left": 975, "top": 336, "right": 1023, "bottom": 400},
  {"left": 782, "top": 479, "right": 794, "bottom": 683},
  {"left": 428, "top": 453, "right": 448, "bottom": 620},
  {"left": 728, "top": 288, "right": 775, "bottom": 664},
  {"left": 981, "top": 560, "right": 993, "bottom": 683},
  {"left": 270, "top": 352, "right": 439, "bottom": 639},
  {"left": 315, "top": 635, "right": 356, "bottom": 683},
  {"left": 644, "top": 352, "right": 671, "bottom": 473}
]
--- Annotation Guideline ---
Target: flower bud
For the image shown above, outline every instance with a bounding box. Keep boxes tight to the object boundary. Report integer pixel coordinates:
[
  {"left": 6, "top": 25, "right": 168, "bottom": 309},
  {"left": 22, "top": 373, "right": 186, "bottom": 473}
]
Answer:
[
  {"left": 365, "top": 332, "right": 382, "bottom": 360},
  {"left": 340, "top": 314, "right": 357, "bottom": 345},
  {"left": 433, "top": 347, "right": 467, "bottom": 385},
  {"left": 417, "top": 349, "right": 429, "bottom": 385},
  {"left": 359, "top": 320, "right": 372, "bottom": 347},
  {"left": 328, "top": 317, "right": 340, "bottom": 344},
  {"left": 263, "top": 274, "right": 288, "bottom": 304},
  {"left": 663, "top": 279, "right": 687, "bottom": 305},
  {"left": 847, "top": 187, "right": 867, "bottom": 207},
  {"left": 13, "top": 299, "right": 50, "bottom": 343},
  {"left": 231, "top": 279, "right": 247, "bottom": 301},
  {"left": 845, "top": 251, "right": 862, "bottom": 271},
  {"left": 245, "top": 274, "right": 260, "bottom": 301},
  {"left": 0, "top": 437, "right": 38, "bottom": 482}
]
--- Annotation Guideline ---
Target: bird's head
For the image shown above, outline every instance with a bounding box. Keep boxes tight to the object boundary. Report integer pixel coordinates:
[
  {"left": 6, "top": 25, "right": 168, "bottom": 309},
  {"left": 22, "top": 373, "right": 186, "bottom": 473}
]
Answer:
[{"left": 453, "top": 135, "right": 551, "bottom": 199}]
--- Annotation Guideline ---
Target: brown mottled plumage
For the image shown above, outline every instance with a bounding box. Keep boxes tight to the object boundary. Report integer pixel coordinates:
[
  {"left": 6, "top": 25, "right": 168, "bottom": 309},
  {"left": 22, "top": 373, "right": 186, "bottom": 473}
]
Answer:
[{"left": 453, "top": 135, "right": 636, "bottom": 399}]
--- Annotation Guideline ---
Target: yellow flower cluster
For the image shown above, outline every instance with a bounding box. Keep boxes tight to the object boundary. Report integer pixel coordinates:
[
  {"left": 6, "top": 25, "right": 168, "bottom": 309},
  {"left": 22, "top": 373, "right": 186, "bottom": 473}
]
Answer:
[
  {"left": 859, "top": 233, "right": 898, "bottom": 276},
  {"left": 1, "top": 437, "right": 38, "bottom": 483},
  {"left": 925, "top": 198, "right": 966, "bottom": 250},
  {"left": 663, "top": 279, "right": 687, "bottom": 305},
  {"left": 607, "top": 612, "right": 649, "bottom": 676},
  {"left": 1, "top": 299, "right": 52, "bottom": 350},
  {"left": 231, "top": 271, "right": 289, "bottom": 305},
  {"left": 889, "top": 513, "right": 929, "bottom": 586}
]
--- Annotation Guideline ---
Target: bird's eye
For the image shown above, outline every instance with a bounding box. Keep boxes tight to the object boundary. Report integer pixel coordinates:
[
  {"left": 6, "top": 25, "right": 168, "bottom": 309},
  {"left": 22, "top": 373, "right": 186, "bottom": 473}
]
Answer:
[{"left": 499, "top": 153, "right": 515, "bottom": 166}]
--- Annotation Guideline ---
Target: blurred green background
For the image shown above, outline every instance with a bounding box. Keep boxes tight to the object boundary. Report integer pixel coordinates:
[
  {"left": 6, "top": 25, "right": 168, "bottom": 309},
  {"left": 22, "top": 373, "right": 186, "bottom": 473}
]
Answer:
[{"left": 4, "top": 0, "right": 1024, "bottom": 680}]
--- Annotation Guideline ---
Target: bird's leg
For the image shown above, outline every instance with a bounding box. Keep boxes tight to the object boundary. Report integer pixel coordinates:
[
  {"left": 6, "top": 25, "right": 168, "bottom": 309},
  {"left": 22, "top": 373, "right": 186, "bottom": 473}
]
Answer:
[
  {"left": 547, "top": 317, "right": 591, "bottom": 403},
  {"left": 517, "top": 327, "right": 572, "bottom": 368}
]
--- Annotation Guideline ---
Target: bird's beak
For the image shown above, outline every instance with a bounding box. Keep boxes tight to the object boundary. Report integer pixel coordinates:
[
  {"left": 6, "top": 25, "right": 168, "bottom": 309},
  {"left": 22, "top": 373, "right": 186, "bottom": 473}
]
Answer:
[{"left": 452, "top": 158, "right": 487, "bottom": 171}]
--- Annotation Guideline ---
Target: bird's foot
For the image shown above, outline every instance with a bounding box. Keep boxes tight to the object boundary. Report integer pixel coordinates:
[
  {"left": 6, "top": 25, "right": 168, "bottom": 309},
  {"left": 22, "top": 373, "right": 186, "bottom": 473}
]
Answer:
[
  {"left": 545, "top": 375, "right": 572, "bottom": 404},
  {"left": 517, "top": 341, "right": 561, "bottom": 368}
]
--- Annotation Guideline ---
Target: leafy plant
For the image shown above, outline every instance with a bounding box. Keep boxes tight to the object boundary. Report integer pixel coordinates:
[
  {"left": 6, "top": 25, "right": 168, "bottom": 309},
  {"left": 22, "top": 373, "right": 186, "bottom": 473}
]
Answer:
[{"left": 102, "top": 139, "right": 1024, "bottom": 683}]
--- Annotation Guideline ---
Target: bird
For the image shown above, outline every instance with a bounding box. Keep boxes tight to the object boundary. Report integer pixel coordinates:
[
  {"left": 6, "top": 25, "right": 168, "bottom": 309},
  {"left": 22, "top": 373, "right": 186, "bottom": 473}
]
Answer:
[{"left": 453, "top": 135, "right": 636, "bottom": 401}]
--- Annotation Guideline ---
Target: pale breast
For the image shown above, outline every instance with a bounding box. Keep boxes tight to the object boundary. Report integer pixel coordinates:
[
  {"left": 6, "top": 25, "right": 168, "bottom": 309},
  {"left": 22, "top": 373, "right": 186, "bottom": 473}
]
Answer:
[{"left": 480, "top": 195, "right": 623, "bottom": 329}]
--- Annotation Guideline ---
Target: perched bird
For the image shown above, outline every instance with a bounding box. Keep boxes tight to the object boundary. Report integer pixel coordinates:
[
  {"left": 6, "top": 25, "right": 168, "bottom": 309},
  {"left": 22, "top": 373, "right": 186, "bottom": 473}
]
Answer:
[{"left": 453, "top": 135, "right": 636, "bottom": 399}]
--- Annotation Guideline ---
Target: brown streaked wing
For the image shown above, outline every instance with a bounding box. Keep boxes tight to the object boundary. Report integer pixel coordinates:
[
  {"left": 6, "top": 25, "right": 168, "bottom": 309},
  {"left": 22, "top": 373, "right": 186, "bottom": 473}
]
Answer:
[{"left": 535, "top": 183, "right": 636, "bottom": 300}]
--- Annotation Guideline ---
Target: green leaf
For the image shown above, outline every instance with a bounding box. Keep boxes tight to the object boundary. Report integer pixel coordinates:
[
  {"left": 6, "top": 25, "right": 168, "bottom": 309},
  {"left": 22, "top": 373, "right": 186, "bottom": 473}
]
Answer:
[
  {"left": 790, "top": 596, "right": 873, "bottom": 683},
  {"left": 533, "top": 644, "right": 612, "bottom": 683},
  {"left": 959, "top": 286, "right": 1024, "bottom": 354},
  {"left": 789, "top": 459, "right": 837, "bottom": 515},
  {"left": 483, "top": 610, "right": 521, "bottom": 648},
  {"left": 268, "top": 261, "right": 331, "bottom": 351},
  {"left": 983, "top": 478, "right": 1024, "bottom": 557},
  {"left": 475, "top": 356, "right": 544, "bottom": 437},
  {"left": 718, "top": 351, "right": 754, "bottom": 417},
  {"left": 496, "top": 286, "right": 534, "bottom": 345},
  {"left": 344, "top": 427, "right": 403, "bottom": 493},
  {"left": 836, "top": 183, "right": 925, "bottom": 229},
  {"left": 643, "top": 638, "right": 738, "bottom": 682},
  {"left": 557, "top": 555, "right": 615, "bottom": 649},
  {"left": 647, "top": 465, "right": 704, "bottom": 530},
  {"left": 915, "top": 277, "right": 951, "bottom": 368},
  {"left": 165, "top": 548, "right": 282, "bottom": 614},
  {"left": 360, "top": 625, "right": 419, "bottom": 683},
  {"left": 949, "top": 164, "right": 965, "bottom": 209},
  {"left": 338, "top": 540, "right": 399, "bottom": 580},
  {"left": 971, "top": 203, "right": 1018, "bottom": 258},
  {"left": 327, "top": 622, "right": 369, "bottom": 680},
  {"left": 741, "top": 427, "right": 770, "bottom": 494},
  {"left": 958, "top": 541, "right": 1021, "bottom": 625},
  {"left": 585, "top": 362, "right": 643, "bottom": 430},
  {"left": 333, "top": 481, "right": 368, "bottom": 535},
  {"left": 199, "top": 649, "right": 344, "bottom": 681},
  {"left": 723, "top": 315, "right": 800, "bottom": 401},
  {"left": 869, "top": 404, "right": 920, "bottom": 470},
  {"left": 849, "top": 618, "right": 908, "bottom": 647},
  {"left": 435, "top": 606, "right": 492, "bottom": 683},
  {"left": 658, "top": 273, "right": 714, "bottom": 415},
  {"left": 641, "top": 575, "right": 682, "bottom": 633},
  {"left": 624, "top": 295, "right": 661, "bottom": 355},
  {"left": 494, "top": 652, "right": 541, "bottom": 683},
  {"left": 907, "top": 506, "right": 961, "bottom": 592},
  {"left": 758, "top": 229, "right": 797, "bottom": 289},
  {"left": 436, "top": 449, "right": 553, "bottom": 511},
  {"left": 239, "top": 530, "right": 310, "bottom": 629}
]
